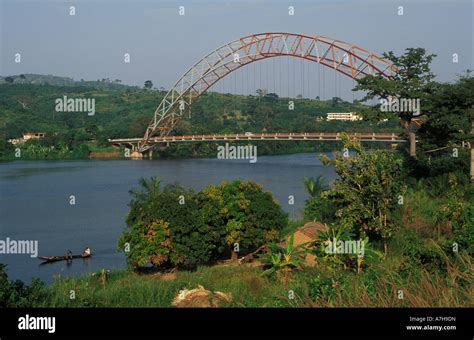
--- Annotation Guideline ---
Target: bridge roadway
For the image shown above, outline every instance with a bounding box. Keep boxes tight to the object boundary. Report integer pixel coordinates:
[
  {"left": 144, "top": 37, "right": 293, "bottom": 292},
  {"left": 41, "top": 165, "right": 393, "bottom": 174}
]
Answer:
[{"left": 109, "top": 132, "right": 403, "bottom": 147}]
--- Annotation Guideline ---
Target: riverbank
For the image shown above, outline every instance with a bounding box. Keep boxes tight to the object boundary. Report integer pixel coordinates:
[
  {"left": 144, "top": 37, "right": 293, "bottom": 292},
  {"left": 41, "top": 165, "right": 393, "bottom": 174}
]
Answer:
[
  {"left": 5, "top": 232, "right": 473, "bottom": 308},
  {"left": 1, "top": 140, "right": 395, "bottom": 162},
  {"left": 2, "top": 178, "right": 472, "bottom": 308}
]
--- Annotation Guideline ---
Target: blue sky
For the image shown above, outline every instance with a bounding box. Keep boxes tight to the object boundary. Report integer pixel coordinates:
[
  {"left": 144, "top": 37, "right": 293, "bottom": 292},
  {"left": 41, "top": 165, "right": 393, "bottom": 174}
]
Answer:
[{"left": 1, "top": 0, "right": 472, "bottom": 99}]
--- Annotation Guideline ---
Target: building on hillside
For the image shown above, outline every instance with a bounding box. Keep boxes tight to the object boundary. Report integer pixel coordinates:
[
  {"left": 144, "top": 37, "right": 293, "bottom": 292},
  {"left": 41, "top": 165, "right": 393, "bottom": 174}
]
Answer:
[
  {"left": 326, "top": 112, "right": 362, "bottom": 121},
  {"left": 8, "top": 132, "right": 46, "bottom": 145},
  {"left": 23, "top": 132, "right": 46, "bottom": 141}
]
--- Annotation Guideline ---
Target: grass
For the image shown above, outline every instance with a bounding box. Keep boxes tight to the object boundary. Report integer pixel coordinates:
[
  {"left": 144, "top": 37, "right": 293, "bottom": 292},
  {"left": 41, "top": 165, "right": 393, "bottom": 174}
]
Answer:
[
  {"left": 41, "top": 242, "right": 473, "bottom": 308},
  {"left": 45, "top": 266, "right": 294, "bottom": 307}
]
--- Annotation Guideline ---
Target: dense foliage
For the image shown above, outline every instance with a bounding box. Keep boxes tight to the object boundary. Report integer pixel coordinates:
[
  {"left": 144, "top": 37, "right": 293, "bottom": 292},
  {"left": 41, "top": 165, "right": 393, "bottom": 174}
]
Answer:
[
  {"left": 0, "top": 75, "right": 399, "bottom": 160},
  {"left": 0, "top": 264, "right": 47, "bottom": 307},
  {"left": 319, "top": 134, "right": 406, "bottom": 246},
  {"left": 302, "top": 176, "right": 337, "bottom": 223},
  {"left": 407, "top": 75, "right": 474, "bottom": 178},
  {"left": 354, "top": 48, "right": 437, "bottom": 157},
  {"left": 119, "top": 178, "right": 287, "bottom": 269}
]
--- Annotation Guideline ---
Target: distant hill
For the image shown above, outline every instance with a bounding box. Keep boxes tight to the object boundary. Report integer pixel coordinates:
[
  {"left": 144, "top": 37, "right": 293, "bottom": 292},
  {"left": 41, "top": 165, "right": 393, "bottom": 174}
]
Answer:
[
  {"left": 0, "top": 79, "right": 400, "bottom": 159},
  {"left": 0, "top": 74, "right": 139, "bottom": 90}
]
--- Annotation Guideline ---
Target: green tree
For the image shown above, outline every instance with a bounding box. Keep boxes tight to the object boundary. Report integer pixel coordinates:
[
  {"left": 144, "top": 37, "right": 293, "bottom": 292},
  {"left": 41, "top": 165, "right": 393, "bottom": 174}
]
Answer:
[
  {"left": 0, "top": 264, "right": 47, "bottom": 307},
  {"left": 144, "top": 80, "right": 153, "bottom": 89},
  {"left": 200, "top": 180, "right": 287, "bottom": 260},
  {"left": 319, "top": 134, "right": 406, "bottom": 252},
  {"left": 303, "top": 175, "right": 336, "bottom": 223},
  {"left": 354, "top": 48, "right": 437, "bottom": 157},
  {"left": 122, "top": 178, "right": 218, "bottom": 269},
  {"left": 0, "top": 138, "right": 14, "bottom": 158},
  {"left": 417, "top": 74, "right": 474, "bottom": 179},
  {"left": 120, "top": 178, "right": 287, "bottom": 268}
]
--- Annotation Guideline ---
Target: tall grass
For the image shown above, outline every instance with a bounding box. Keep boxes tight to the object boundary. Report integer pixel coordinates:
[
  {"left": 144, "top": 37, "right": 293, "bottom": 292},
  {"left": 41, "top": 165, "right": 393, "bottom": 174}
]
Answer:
[{"left": 42, "top": 246, "right": 472, "bottom": 308}]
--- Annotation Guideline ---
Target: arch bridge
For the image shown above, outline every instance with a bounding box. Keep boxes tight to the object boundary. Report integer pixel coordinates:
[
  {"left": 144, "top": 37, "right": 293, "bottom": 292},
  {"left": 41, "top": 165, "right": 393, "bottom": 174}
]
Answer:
[{"left": 112, "top": 33, "right": 399, "bottom": 155}]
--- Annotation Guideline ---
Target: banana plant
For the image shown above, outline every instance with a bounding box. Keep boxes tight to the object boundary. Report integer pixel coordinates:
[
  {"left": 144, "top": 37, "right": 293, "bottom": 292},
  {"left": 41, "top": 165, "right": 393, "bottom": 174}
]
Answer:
[{"left": 260, "top": 234, "right": 309, "bottom": 285}]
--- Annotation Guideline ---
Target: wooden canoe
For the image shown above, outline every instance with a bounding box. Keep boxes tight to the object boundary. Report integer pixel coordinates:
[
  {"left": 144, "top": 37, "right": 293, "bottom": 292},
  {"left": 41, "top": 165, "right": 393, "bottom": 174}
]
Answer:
[{"left": 38, "top": 254, "right": 90, "bottom": 263}]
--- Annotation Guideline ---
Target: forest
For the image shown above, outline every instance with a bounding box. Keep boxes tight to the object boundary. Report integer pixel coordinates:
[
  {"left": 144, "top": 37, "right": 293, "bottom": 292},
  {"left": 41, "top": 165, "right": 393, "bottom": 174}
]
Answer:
[{"left": 0, "top": 74, "right": 399, "bottom": 160}]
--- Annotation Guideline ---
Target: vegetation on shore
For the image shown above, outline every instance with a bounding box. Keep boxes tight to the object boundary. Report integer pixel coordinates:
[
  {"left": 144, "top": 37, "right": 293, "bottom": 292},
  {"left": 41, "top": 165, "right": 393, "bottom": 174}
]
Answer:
[{"left": 1, "top": 50, "right": 472, "bottom": 308}]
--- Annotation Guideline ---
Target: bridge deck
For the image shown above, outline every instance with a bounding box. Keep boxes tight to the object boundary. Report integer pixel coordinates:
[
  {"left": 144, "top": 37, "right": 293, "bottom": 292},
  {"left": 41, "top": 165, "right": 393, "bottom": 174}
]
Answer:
[{"left": 109, "top": 132, "right": 404, "bottom": 145}]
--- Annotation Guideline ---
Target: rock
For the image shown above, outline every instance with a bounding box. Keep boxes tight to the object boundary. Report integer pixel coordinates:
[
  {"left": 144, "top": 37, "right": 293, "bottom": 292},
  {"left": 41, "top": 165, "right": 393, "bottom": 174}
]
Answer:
[{"left": 172, "top": 285, "right": 232, "bottom": 307}]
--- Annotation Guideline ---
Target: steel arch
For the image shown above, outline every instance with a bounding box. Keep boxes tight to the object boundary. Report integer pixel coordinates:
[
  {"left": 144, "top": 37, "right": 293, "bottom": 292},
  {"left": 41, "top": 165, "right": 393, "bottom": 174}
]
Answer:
[{"left": 139, "top": 32, "right": 397, "bottom": 151}]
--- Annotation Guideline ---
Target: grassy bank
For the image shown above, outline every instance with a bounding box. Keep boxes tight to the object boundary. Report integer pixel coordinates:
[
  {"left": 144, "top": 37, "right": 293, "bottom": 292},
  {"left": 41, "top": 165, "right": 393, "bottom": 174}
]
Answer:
[
  {"left": 30, "top": 183, "right": 472, "bottom": 308},
  {"left": 41, "top": 244, "right": 472, "bottom": 308}
]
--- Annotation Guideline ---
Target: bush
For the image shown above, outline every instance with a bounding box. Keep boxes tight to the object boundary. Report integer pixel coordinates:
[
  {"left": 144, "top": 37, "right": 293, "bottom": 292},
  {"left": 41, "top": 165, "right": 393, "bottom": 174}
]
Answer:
[
  {"left": 0, "top": 264, "right": 47, "bottom": 307},
  {"left": 303, "top": 194, "right": 336, "bottom": 223},
  {"left": 308, "top": 274, "right": 341, "bottom": 300},
  {"left": 201, "top": 180, "right": 288, "bottom": 256},
  {"left": 394, "top": 229, "right": 446, "bottom": 273},
  {"left": 120, "top": 178, "right": 287, "bottom": 269},
  {"left": 319, "top": 134, "right": 406, "bottom": 246},
  {"left": 120, "top": 179, "right": 219, "bottom": 269},
  {"left": 433, "top": 174, "right": 474, "bottom": 255}
]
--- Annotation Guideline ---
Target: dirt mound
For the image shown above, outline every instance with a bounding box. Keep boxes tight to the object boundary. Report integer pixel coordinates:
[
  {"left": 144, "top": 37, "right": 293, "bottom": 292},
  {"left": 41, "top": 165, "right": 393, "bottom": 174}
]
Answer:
[
  {"left": 278, "top": 222, "right": 328, "bottom": 267},
  {"left": 172, "top": 285, "right": 232, "bottom": 307}
]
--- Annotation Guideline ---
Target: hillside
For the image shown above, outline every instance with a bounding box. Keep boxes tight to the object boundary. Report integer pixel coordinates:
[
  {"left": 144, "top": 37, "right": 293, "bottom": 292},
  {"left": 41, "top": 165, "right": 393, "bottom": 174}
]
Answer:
[{"left": 0, "top": 78, "right": 400, "bottom": 159}]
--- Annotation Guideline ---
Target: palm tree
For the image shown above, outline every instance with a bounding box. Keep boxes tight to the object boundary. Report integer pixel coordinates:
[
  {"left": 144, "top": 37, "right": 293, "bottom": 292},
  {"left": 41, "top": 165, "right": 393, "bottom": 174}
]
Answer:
[
  {"left": 129, "top": 176, "right": 161, "bottom": 204},
  {"left": 303, "top": 175, "right": 328, "bottom": 197}
]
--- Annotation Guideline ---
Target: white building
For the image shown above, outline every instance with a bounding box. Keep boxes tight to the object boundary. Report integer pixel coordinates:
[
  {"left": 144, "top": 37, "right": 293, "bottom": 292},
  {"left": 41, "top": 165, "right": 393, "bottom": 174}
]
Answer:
[{"left": 326, "top": 112, "right": 362, "bottom": 121}]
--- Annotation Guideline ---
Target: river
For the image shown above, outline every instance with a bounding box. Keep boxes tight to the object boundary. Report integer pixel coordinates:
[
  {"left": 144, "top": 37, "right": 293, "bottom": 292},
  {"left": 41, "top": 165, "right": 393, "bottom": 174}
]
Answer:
[{"left": 0, "top": 153, "right": 336, "bottom": 284}]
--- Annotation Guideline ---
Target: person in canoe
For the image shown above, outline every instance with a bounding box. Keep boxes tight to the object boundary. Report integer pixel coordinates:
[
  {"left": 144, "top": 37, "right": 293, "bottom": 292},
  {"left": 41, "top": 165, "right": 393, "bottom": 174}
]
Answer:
[{"left": 82, "top": 247, "right": 91, "bottom": 258}]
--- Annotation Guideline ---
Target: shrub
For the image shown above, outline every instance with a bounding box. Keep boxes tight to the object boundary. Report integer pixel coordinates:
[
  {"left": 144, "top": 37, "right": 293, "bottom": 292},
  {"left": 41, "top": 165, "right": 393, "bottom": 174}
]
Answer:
[
  {"left": 119, "top": 219, "right": 173, "bottom": 267},
  {"left": 0, "top": 264, "right": 47, "bottom": 307},
  {"left": 433, "top": 174, "right": 474, "bottom": 254},
  {"left": 120, "top": 178, "right": 220, "bottom": 269},
  {"left": 319, "top": 134, "right": 406, "bottom": 249},
  {"left": 394, "top": 228, "right": 446, "bottom": 273},
  {"left": 308, "top": 274, "right": 341, "bottom": 301},
  {"left": 120, "top": 178, "right": 287, "bottom": 269},
  {"left": 201, "top": 180, "right": 288, "bottom": 257},
  {"left": 303, "top": 194, "right": 337, "bottom": 223}
]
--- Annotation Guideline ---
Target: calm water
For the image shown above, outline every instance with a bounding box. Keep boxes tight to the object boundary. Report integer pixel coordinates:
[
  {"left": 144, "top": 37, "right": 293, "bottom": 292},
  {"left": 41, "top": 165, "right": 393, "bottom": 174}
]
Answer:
[{"left": 0, "top": 153, "right": 336, "bottom": 284}]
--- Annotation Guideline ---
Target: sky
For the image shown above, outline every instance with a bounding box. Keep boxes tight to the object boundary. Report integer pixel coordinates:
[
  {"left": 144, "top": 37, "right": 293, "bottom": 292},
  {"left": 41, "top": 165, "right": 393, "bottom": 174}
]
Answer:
[{"left": 0, "top": 0, "right": 472, "bottom": 100}]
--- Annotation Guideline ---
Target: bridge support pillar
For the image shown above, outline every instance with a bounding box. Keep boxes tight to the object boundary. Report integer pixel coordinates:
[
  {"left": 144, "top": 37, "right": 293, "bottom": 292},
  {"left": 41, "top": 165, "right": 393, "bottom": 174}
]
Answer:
[
  {"left": 130, "top": 149, "right": 153, "bottom": 160},
  {"left": 130, "top": 151, "right": 144, "bottom": 160}
]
